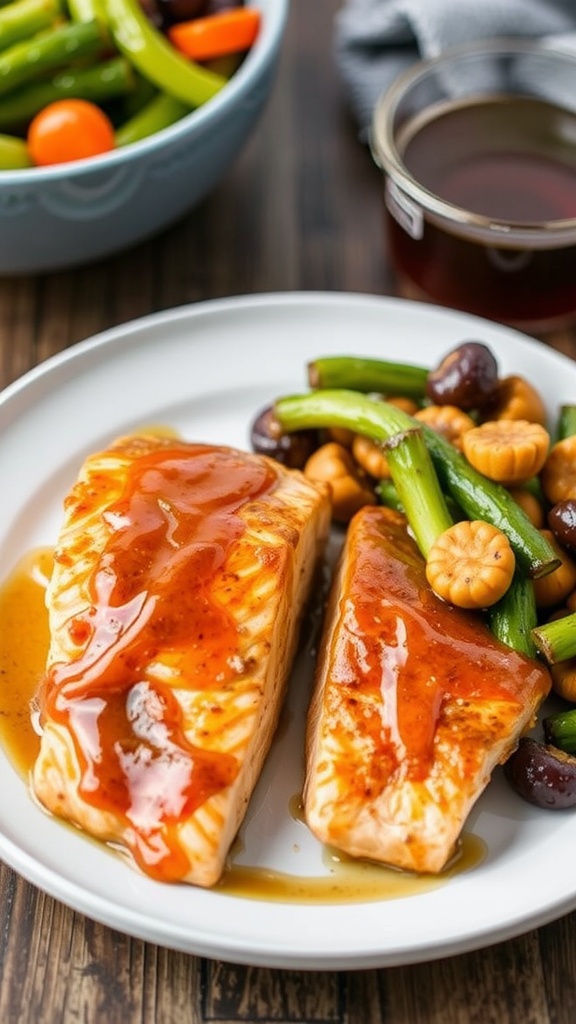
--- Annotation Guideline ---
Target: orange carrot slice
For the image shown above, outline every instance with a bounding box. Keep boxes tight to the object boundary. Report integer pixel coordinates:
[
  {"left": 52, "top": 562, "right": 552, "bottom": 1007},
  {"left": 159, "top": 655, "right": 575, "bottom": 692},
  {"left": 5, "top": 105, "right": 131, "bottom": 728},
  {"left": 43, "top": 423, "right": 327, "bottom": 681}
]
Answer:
[{"left": 168, "top": 8, "right": 261, "bottom": 62}]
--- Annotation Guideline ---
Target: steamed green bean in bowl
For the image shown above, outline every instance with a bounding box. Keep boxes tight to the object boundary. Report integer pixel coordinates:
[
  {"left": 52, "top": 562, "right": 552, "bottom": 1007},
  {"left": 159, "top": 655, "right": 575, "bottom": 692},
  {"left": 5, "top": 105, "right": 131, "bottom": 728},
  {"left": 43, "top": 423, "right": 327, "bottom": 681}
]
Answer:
[
  {"left": 0, "top": 0, "right": 261, "bottom": 167},
  {"left": 0, "top": 0, "right": 285, "bottom": 271}
]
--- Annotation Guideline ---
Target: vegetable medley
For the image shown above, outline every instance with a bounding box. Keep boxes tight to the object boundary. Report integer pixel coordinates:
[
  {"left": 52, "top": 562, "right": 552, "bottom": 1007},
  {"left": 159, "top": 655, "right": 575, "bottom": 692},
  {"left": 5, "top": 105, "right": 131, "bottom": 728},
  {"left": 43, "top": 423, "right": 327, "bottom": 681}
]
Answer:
[
  {"left": 250, "top": 341, "right": 576, "bottom": 810},
  {"left": 0, "top": 0, "right": 261, "bottom": 168}
]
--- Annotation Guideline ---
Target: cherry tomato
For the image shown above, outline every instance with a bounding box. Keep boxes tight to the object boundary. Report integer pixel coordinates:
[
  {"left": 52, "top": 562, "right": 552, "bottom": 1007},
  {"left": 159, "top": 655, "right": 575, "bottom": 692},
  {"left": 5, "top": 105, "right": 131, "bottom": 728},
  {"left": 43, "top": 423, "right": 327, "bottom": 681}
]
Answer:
[{"left": 27, "top": 99, "right": 115, "bottom": 167}]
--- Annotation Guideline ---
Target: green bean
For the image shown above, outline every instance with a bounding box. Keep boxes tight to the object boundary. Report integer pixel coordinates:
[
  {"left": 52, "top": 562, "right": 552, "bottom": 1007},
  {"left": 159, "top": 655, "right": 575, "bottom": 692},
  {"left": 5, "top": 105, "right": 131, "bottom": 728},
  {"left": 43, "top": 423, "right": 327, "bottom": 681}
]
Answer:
[
  {"left": 487, "top": 572, "right": 538, "bottom": 659},
  {"left": 544, "top": 709, "right": 576, "bottom": 755},
  {"left": 386, "top": 426, "right": 453, "bottom": 556},
  {"left": 274, "top": 389, "right": 453, "bottom": 559},
  {"left": 556, "top": 404, "right": 576, "bottom": 442},
  {"left": 275, "top": 387, "right": 559, "bottom": 580},
  {"left": 0, "top": 56, "right": 134, "bottom": 129},
  {"left": 532, "top": 611, "right": 576, "bottom": 664},
  {"left": 102, "top": 0, "right": 226, "bottom": 108},
  {"left": 115, "top": 90, "right": 190, "bottom": 147},
  {"left": 0, "top": 128, "right": 31, "bottom": 165},
  {"left": 0, "top": 18, "right": 108, "bottom": 97},
  {"left": 66, "top": 0, "right": 103, "bottom": 21},
  {"left": 308, "top": 355, "right": 428, "bottom": 399},
  {"left": 419, "top": 423, "right": 559, "bottom": 579},
  {"left": 0, "top": 0, "right": 62, "bottom": 52},
  {"left": 119, "top": 70, "right": 156, "bottom": 120},
  {"left": 375, "top": 478, "right": 405, "bottom": 513}
]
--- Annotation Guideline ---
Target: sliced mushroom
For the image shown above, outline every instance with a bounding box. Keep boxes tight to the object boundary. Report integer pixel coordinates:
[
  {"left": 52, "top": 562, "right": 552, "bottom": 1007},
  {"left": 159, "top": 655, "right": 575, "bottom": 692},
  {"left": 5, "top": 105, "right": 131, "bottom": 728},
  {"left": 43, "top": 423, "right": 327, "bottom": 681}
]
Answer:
[
  {"left": 426, "top": 341, "right": 498, "bottom": 410},
  {"left": 250, "top": 405, "right": 319, "bottom": 469}
]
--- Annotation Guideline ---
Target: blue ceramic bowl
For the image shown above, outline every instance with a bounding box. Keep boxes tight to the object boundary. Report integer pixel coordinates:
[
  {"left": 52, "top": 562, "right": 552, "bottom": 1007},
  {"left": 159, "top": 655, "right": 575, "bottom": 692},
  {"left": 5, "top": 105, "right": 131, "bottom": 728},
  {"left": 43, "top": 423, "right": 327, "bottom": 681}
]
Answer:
[{"left": 0, "top": 0, "right": 288, "bottom": 274}]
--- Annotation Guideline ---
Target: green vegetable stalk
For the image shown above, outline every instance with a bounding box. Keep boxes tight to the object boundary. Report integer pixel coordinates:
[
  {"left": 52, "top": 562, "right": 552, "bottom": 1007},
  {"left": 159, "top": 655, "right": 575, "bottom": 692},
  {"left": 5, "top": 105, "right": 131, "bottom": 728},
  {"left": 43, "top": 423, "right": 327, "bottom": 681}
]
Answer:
[
  {"left": 304, "top": 353, "right": 558, "bottom": 577},
  {"left": 102, "top": 0, "right": 226, "bottom": 109},
  {"left": 274, "top": 388, "right": 559, "bottom": 580},
  {"left": 375, "top": 478, "right": 405, "bottom": 513},
  {"left": 487, "top": 571, "right": 538, "bottom": 659},
  {"left": 544, "top": 709, "right": 576, "bottom": 754},
  {"left": 308, "top": 355, "right": 428, "bottom": 400},
  {"left": 417, "top": 423, "right": 559, "bottom": 580},
  {"left": 0, "top": 18, "right": 108, "bottom": 97},
  {"left": 0, "top": 129, "right": 31, "bottom": 166},
  {"left": 67, "top": 0, "right": 103, "bottom": 22},
  {"left": 385, "top": 427, "right": 453, "bottom": 556},
  {"left": 0, "top": 56, "right": 134, "bottom": 129},
  {"left": 532, "top": 611, "right": 576, "bottom": 664},
  {"left": 274, "top": 389, "right": 453, "bottom": 558},
  {"left": 115, "top": 91, "right": 190, "bottom": 147},
  {"left": 556, "top": 403, "right": 576, "bottom": 442},
  {"left": 0, "top": 0, "right": 63, "bottom": 53},
  {"left": 118, "top": 69, "right": 156, "bottom": 119}
]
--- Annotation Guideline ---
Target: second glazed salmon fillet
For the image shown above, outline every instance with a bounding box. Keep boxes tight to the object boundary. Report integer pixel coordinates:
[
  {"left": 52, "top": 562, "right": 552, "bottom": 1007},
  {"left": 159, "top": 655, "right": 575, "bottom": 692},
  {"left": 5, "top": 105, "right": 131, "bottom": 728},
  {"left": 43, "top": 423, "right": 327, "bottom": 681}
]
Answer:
[
  {"left": 31, "top": 435, "right": 331, "bottom": 886},
  {"left": 304, "top": 505, "right": 551, "bottom": 874}
]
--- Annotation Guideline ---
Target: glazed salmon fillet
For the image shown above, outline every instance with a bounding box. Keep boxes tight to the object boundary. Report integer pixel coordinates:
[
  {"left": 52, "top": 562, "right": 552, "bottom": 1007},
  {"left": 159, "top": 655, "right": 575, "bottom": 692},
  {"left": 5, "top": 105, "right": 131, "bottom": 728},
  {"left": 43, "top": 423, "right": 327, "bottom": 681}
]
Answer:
[
  {"left": 304, "top": 505, "right": 551, "bottom": 874},
  {"left": 32, "top": 435, "right": 330, "bottom": 886}
]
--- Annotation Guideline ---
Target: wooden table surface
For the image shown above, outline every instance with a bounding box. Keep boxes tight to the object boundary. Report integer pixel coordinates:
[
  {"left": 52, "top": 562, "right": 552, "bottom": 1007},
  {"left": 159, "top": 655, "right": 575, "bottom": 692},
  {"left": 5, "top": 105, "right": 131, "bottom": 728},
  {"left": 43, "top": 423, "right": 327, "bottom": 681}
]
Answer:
[{"left": 2, "top": 2, "right": 576, "bottom": 1021}]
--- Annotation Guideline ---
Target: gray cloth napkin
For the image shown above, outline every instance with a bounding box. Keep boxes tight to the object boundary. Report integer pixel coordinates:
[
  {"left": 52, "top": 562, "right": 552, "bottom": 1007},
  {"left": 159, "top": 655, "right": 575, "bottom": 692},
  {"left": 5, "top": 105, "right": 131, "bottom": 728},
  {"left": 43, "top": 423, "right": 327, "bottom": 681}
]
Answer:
[{"left": 335, "top": 0, "right": 576, "bottom": 139}]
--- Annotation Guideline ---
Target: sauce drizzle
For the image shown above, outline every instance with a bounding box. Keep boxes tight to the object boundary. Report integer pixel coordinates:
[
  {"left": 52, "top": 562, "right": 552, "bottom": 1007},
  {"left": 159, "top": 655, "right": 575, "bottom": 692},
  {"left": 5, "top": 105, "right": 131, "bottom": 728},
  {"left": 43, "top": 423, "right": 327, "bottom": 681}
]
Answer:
[
  {"left": 40, "top": 440, "right": 277, "bottom": 878},
  {"left": 0, "top": 541, "right": 487, "bottom": 903}
]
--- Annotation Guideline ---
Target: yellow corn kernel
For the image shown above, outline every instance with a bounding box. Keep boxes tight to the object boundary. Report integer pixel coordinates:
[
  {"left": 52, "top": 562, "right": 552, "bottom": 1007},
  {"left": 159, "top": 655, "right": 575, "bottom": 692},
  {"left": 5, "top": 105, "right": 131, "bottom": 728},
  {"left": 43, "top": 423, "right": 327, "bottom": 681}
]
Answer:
[
  {"left": 462, "top": 419, "right": 549, "bottom": 484},
  {"left": 481, "top": 374, "right": 547, "bottom": 425},
  {"left": 533, "top": 530, "right": 576, "bottom": 609},
  {"left": 386, "top": 395, "right": 420, "bottom": 415},
  {"left": 507, "top": 487, "right": 545, "bottom": 528},
  {"left": 551, "top": 659, "right": 576, "bottom": 703},
  {"left": 414, "top": 404, "right": 476, "bottom": 449},
  {"left": 425, "top": 520, "right": 515, "bottom": 609},
  {"left": 304, "top": 442, "right": 376, "bottom": 523},
  {"left": 325, "top": 426, "right": 354, "bottom": 448},
  {"left": 540, "top": 436, "right": 576, "bottom": 505},
  {"left": 352, "top": 434, "right": 390, "bottom": 479}
]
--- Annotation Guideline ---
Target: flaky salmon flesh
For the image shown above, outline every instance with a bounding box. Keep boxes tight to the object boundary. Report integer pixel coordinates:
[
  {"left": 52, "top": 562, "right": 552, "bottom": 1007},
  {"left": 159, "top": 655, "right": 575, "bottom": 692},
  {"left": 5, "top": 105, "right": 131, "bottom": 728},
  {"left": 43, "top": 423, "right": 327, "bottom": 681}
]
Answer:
[
  {"left": 304, "top": 505, "right": 552, "bottom": 875},
  {"left": 31, "top": 435, "right": 331, "bottom": 886}
]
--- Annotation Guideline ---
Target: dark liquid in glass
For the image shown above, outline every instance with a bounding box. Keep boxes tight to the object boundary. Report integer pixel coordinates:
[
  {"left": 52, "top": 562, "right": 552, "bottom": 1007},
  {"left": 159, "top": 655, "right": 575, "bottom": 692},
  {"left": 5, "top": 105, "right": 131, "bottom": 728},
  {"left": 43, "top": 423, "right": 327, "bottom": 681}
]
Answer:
[{"left": 386, "top": 96, "right": 576, "bottom": 330}]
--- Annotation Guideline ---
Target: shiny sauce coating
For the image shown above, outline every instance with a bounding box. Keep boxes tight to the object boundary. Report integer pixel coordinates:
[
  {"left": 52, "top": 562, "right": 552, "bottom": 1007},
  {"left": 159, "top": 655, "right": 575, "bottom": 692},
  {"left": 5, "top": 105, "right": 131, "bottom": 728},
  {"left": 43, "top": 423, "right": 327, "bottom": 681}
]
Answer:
[
  {"left": 330, "top": 507, "right": 551, "bottom": 790},
  {"left": 0, "top": 542, "right": 487, "bottom": 901},
  {"left": 40, "top": 442, "right": 277, "bottom": 879}
]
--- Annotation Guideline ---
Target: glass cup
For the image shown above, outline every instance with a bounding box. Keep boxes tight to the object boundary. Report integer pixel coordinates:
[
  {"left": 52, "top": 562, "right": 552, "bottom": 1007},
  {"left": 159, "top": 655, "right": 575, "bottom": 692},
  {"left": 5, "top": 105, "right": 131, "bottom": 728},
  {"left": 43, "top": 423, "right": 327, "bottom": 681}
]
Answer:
[{"left": 371, "top": 39, "right": 576, "bottom": 333}]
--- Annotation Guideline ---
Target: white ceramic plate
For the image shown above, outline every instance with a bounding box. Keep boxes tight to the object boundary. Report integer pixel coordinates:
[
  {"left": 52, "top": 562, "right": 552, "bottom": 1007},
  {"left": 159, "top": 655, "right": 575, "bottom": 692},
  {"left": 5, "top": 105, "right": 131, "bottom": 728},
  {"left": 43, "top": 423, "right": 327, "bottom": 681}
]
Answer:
[{"left": 1, "top": 291, "right": 576, "bottom": 971}]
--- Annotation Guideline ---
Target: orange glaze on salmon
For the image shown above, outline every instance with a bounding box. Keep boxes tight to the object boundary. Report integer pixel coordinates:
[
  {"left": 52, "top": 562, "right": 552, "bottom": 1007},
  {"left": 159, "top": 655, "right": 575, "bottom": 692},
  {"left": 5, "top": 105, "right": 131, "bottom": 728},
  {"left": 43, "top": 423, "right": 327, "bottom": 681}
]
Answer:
[
  {"left": 31, "top": 435, "right": 331, "bottom": 886},
  {"left": 304, "top": 505, "right": 551, "bottom": 874}
]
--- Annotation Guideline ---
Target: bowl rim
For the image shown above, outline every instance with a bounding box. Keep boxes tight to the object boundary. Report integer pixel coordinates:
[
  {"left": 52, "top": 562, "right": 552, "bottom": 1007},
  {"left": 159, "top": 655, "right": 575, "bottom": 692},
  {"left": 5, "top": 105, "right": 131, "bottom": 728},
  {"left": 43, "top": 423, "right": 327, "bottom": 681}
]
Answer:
[{"left": 0, "top": 0, "right": 288, "bottom": 185}]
